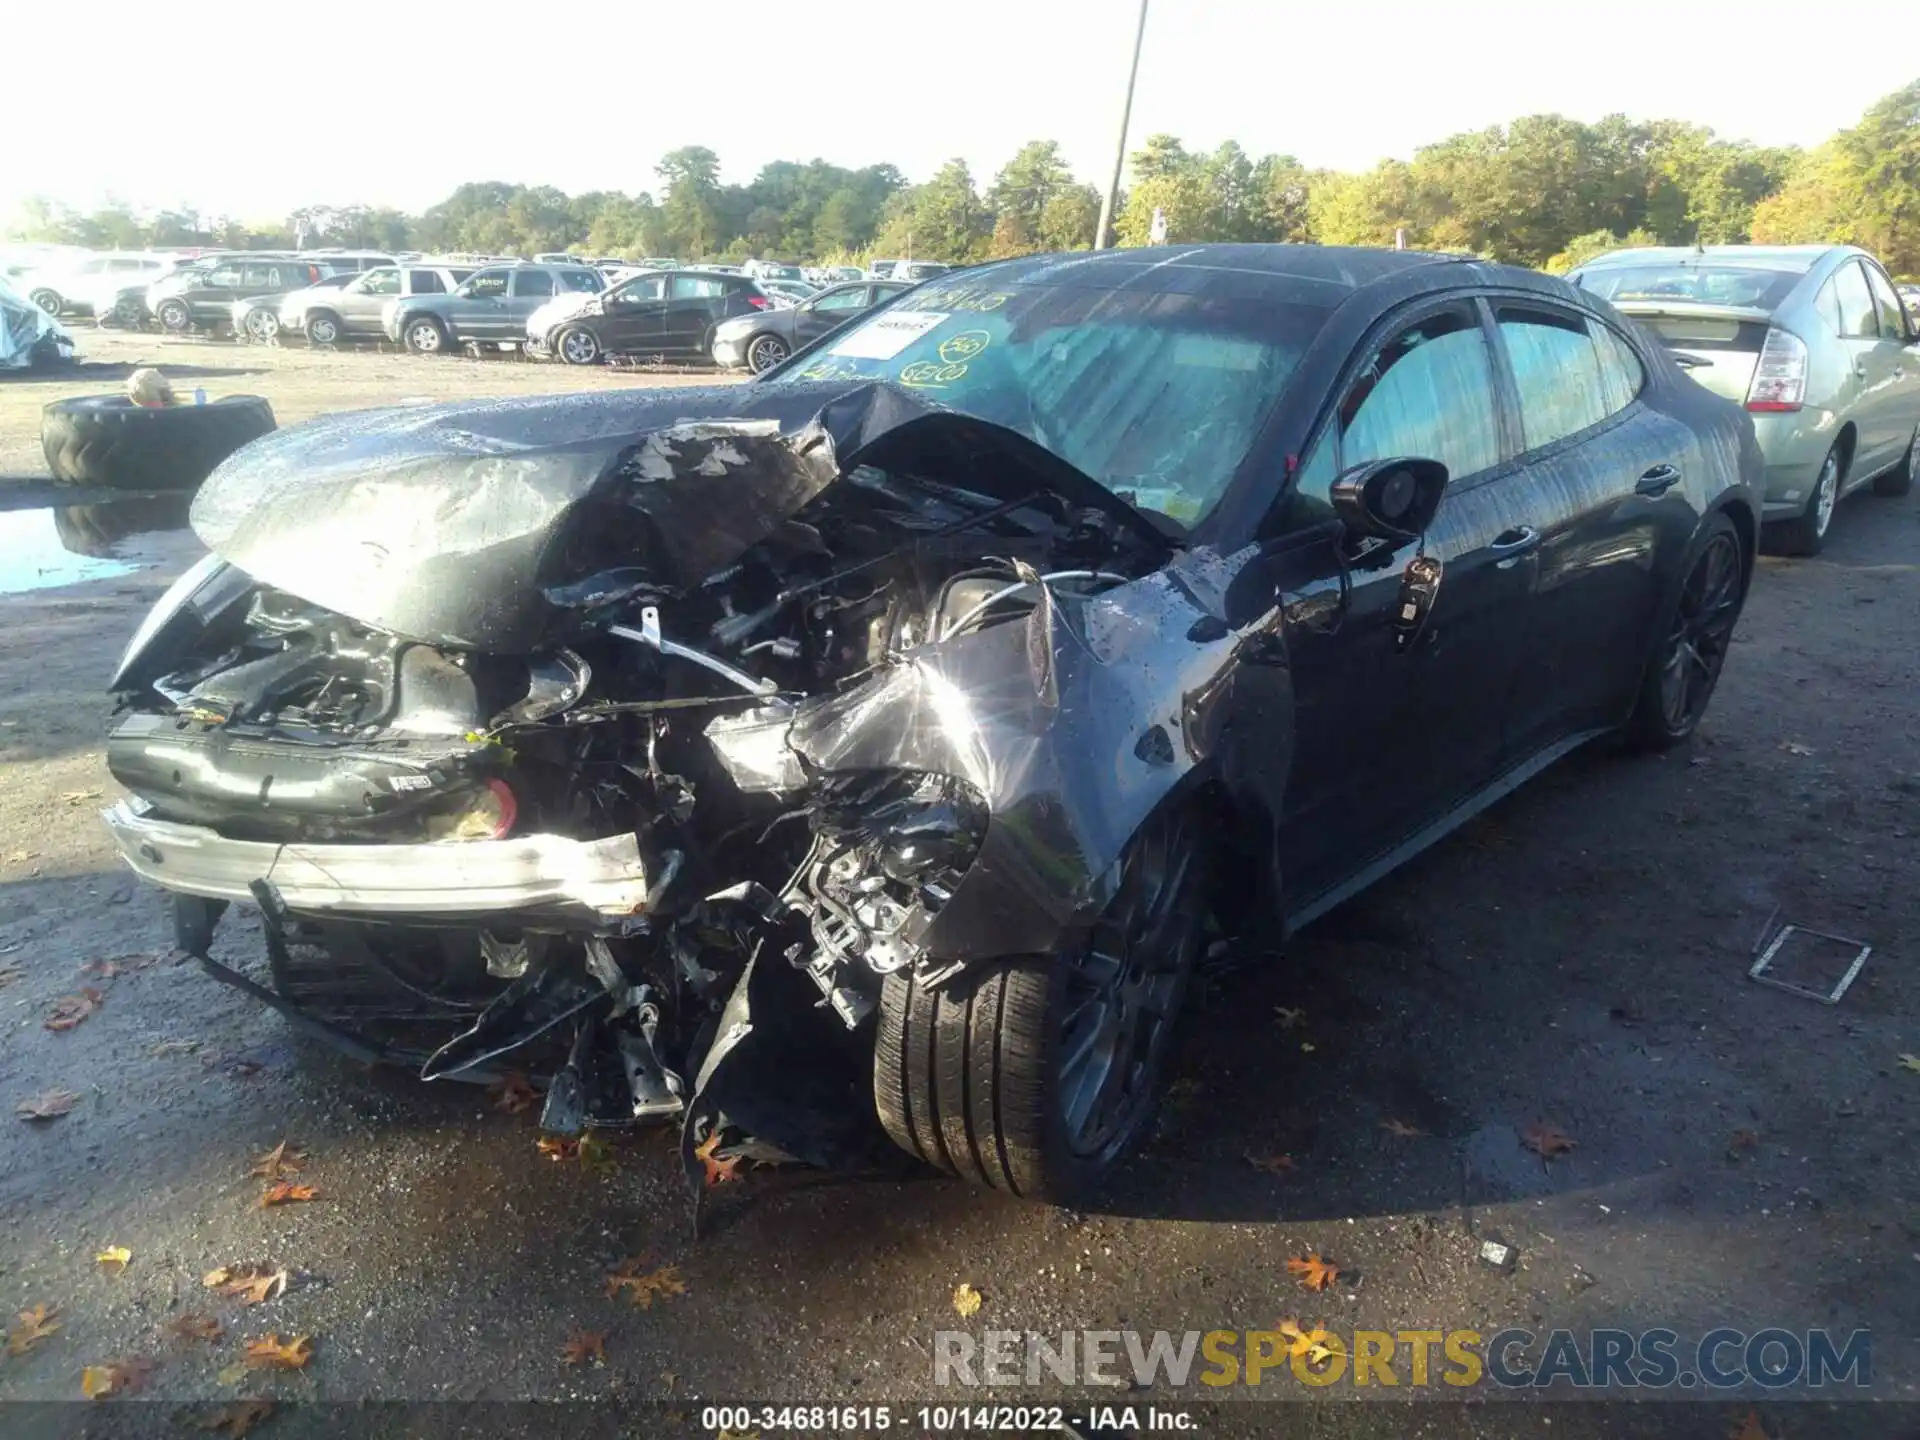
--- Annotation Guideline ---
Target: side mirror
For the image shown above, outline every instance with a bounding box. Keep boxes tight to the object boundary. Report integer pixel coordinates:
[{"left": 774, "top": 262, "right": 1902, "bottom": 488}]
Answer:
[{"left": 1329, "top": 457, "right": 1449, "bottom": 543}]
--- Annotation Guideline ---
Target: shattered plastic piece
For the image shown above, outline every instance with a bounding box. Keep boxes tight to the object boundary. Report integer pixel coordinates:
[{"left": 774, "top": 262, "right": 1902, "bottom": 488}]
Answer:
[{"left": 1477, "top": 1236, "right": 1519, "bottom": 1274}]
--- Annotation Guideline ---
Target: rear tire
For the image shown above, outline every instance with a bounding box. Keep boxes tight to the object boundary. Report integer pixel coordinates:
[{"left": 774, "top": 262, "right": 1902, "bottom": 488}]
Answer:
[
  {"left": 873, "top": 803, "right": 1207, "bottom": 1203},
  {"left": 30, "top": 288, "right": 61, "bottom": 315},
  {"left": 1764, "top": 442, "right": 1843, "bottom": 557},
  {"left": 156, "top": 299, "right": 191, "bottom": 333},
  {"left": 41, "top": 394, "right": 276, "bottom": 491},
  {"left": 1624, "top": 512, "right": 1745, "bottom": 751},
  {"left": 1873, "top": 425, "right": 1915, "bottom": 497}
]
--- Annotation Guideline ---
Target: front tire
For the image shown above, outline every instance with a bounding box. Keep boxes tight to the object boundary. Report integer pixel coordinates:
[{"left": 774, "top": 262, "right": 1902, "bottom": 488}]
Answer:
[
  {"left": 156, "top": 299, "right": 191, "bottom": 333},
  {"left": 1764, "top": 442, "right": 1843, "bottom": 557},
  {"left": 243, "top": 308, "right": 279, "bottom": 343},
  {"left": 745, "top": 333, "right": 790, "bottom": 374},
  {"left": 1873, "top": 425, "right": 1915, "bottom": 498},
  {"left": 873, "top": 803, "right": 1206, "bottom": 1203},
  {"left": 1625, "top": 512, "right": 1745, "bottom": 751},
  {"left": 30, "top": 288, "right": 61, "bottom": 316},
  {"left": 305, "top": 311, "right": 343, "bottom": 346},
  {"left": 555, "top": 325, "right": 600, "bottom": 366}
]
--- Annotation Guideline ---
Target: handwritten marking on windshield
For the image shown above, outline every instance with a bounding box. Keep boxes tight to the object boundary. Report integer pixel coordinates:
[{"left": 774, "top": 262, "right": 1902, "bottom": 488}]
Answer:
[
  {"left": 938, "top": 330, "right": 990, "bottom": 363},
  {"left": 900, "top": 360, "right": 969, "bottom": 389}
]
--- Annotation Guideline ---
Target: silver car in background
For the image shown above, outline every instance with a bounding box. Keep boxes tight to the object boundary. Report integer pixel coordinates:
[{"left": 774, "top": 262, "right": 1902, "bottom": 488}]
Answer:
[{"left": 1572, "top": 245, "right": 1920, "bottom": 554}]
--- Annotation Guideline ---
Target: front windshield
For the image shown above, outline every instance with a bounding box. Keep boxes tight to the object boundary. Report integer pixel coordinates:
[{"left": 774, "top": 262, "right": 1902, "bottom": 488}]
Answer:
[{"left": 786, "top": 274, "right": 1331, "bottom": 525}]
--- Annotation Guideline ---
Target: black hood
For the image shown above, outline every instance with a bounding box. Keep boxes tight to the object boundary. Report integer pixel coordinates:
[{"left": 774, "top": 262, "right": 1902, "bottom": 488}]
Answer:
[{"left": 189, "top": 381, "right": 1168, "bottom": 653}]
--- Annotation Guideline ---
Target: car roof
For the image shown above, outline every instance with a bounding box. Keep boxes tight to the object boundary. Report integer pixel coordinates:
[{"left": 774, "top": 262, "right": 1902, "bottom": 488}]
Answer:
[
  {"left": 1575, "top": 244, "right": 1848, "bottom": 274},
  {"left": 955, "top": 244, "right": 1465, "bottom": 307}
]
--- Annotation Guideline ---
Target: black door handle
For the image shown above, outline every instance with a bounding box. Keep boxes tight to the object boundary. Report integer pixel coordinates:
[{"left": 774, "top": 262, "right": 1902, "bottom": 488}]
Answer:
[{"left": 1636, "top": 463, "right": 1681, "bottom": 496}]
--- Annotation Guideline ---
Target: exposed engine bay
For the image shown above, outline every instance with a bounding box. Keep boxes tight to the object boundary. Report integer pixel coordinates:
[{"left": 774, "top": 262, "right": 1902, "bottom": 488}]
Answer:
[{"left": 102, "top": 382, "right": 1266, "bottom": 1185}]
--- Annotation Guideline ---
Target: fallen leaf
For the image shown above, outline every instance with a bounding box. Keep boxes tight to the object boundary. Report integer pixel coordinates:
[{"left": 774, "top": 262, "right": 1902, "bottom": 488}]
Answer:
[
  {"left": 1276, "top": 1318, "right": 1334, "bottom": 1363},
  {"left": 215, "top": 1361, "right": 250, "bottom": 1387},
  {"left": 257, "top": 1183, "right": 319, "bottom": 1209},
  {"left": 44, "top": 988, "right": 105, "bottom": 1031},
  {"left": 61, "top": 789, "right": 103, "bottom": 804},
  {"left": 244, "top": 1334, "right": 313, "bottom": 1370},
  {"left": 95, "top": 1245, "right": 132, "bottom": 1274},
  {"left": 1380, "top": 1118, "right": 1426, "bottom": 1139},
  {"left": 1898, "top": 1054, "right": 1920, "bottom": 1075},
  {"left": 1729, "top": 1410, "right": 1774, "bottom": 1440},
  {"left": 537, "top": 1135, "right": 579, "bottom": 1163},
  {"left": 205, "top": 1265, "right": 289, "bottom": 1306},
  {"left": 1245, "top": 1153, "right": 1297, "bottom": 1176},
  {"left": 149, "top": 1039, "right": 202, "bottom": 1057},
  {"left": 16, "top": 1088, "right": 81, "bottom": 1121},
  {"left": 1299, "top": 1041, "right": 1316, "bottom": 1053},
  {"left": 81, "top": 952, "right": 163, "bottom": 979},
  {"left": 0, "top": 963, "right": 25, "bottom": 988},
  {"left": 1727, "top": 1129, "right": 1761, "bottom": 1158},
  {"left": 82, "top": 1355, "right": 156, "bottom": 1399},
  {"left": 488, "top": 1071, "right": 540, "bottom": 1114},
  {"left": 1522, "top": 1123, "right": 1577, "bottom": 1159},
  {"left": 1273, "top": 1006, "right": 1306, "bottom": 1030},
  {"left": 166, "top": 1313, "right": 225, "bottom": 1343},
  {"left": 577, "top": 1133, "right": 617, "bottom": 1172},
  {"left": 248, "top": 1141, "right": 306, "bottom": 1180},
  {"left": 561, "top": 1330, "right": 607, "bottom": 1367},
  {"left": 8, "top": 1303, "right": 61, "bottom": 1355},
  {"left": 1781, "top": 741, "right": 1815, "bottom": 757},
  {"left": 606, "top": 1257, "right": 687, "bottom": 1309},
  {"left": 1287, "top": 1253, "right": 1340, "bottom": 1292},
  {"left": 200, "top": 1399, "right": 275, "bottom": 1436},
  {"left": 694, "top": 1129, "right": 743, "bottom": 1188},
  {"left": 952, "top": 1282, "right": 984, "bottom": 1317}
]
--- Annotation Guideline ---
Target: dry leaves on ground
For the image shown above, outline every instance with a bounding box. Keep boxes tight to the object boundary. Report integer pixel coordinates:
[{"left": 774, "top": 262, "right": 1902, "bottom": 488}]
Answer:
[
  {"left": 605, "top": 1258, "right": 688, "bottom": 1310},
  {"left": 81, "top": 952, "right": 164, "bottom": 980},
  {"left": 0, "top": 963, "right": 27, "bottom": 988},
  {"left": 1245, "top": 1153, "right": 1297, "bottom": 1176},
  {"left": 952, "top": 1282, "right": 984, "bottom": 1317},
  {"left": 16, "top": 1088, "right": 81, "bottom": 1121},
  {"left": 82, "top": 1355, "right": 156, "bottom": 1399},
  {"left": 1727, "top": 1129, "right": 1761, "bottom": 1158},
  {"left": 1276, "top": 1318, "right": 1336, "bottom": 1365},
  {"left": 1273, "top": 1006, "right": 1306, "bottom": 1030},
  {"left": 45, "top": 988, "right": 105, "bottom": 1031},
  {"left": 61, "top": 789, "right": 103, "bottom": 805},
  {"left": 1729, "top": 1410, "right": 1775, "bottom": 1440},
  {"left": 1521, "top": 1123, "right": 1577, "bottom": 1159},
  {"left": 249, "top": 1141, "right": 306, "bottom": 1180},
  {"left": 203, "top": 1265, "right": 289, "bottom": 1306},
  {"left": 1380, "top": 1119, "right": 1426, "bottom": 1139},
  {"left": 8, "top": 1304, "right": 61, "bottom": 1356},
  {"left": 166, "top": 1314, "right": 225, "bottom": 1343},
  {"left": 95, "top": 1245, "right": 132, "bottom": 1275},
  {"left": 244, "top": 1334, "right": 313, "bottom": 1371},
  {"left": 1286, "top": 1254, "right": 1341, "bottom": 1292},
  {"left": 537, "top": 1135, "right": 579, "bottom": 1162},
  {"left": 1898, "top": 1054, "right": 1920, "bottom": 1075},
  {"left": 694, "top": 1130, "right": 743, "bottom": 1187},
  {"left": 1781, "top": 741, "right": 1815, "bottom": 757},
  {"left": 561, "top": 1330, "right": 607, "bottom": 1367},
  {"left": 257, "top": 1183, "right": 319, "bottom": 1209},
  {"left": 488, "top": 1071, "right": 540, "bottom": 1114},
  {"left": 200, "top": 1400, "right": 275, "bottom": 1437}
]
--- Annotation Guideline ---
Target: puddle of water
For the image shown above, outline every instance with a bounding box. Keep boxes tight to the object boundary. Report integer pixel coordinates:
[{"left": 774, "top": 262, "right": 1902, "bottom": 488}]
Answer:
[{"left": 0, "top": 495, "right": 198, "bottom": 596}]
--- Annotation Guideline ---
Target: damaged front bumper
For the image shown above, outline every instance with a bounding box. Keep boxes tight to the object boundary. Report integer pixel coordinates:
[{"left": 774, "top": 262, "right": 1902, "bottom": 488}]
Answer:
[{"left": 101, "top": 801, "right": 650, "bottom": 920}]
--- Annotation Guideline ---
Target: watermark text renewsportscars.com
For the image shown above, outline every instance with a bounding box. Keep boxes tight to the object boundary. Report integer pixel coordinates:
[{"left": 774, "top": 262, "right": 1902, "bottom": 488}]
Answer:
[{"left": 933, "top": 1327, "right": 1871, "bottom": 1391}]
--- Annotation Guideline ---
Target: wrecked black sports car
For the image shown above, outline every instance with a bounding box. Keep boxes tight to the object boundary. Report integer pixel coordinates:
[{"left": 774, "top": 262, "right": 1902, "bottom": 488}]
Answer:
[{"left": 103, "top": 247, "right": 1763, "bottom": 1203}]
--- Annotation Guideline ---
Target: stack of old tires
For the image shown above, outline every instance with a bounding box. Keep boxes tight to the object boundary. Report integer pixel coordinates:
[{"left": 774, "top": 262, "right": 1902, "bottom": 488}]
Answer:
[{"left": 41, "top": 392, "right": 276, "bottom": 491}]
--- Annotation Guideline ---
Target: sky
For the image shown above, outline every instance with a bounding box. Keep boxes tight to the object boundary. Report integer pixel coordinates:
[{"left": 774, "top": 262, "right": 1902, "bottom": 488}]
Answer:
[{"left": 7, "top": 0, "right": 1915, "bottom": 223}]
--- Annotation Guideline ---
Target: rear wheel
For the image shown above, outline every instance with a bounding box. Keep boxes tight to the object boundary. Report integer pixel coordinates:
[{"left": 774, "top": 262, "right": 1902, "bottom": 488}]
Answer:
[
  {"left": 746, "top": 333, "right": 789, "bottom": 374},
  {"left": 1765, "top": 442, "right": 1843, "bottom": 556},
  {"left": 30, "top": 288, "right": 61, "bottom": 316},
  {"left": 156, "top": 299, "right": 191, "bottom": 333},
  {"left": 404, "top": 316, "right": 449, "bottom": 355},
  {"left": 243, "top": 308, "right": 279, "bottom": 343},
  {"left": 1873, "top": 425, "right": 1915, "bottom": 498},
  {"left": 873, "top": 802, "right": 1207, "bottom": 1203},
  {"left": 1625, "top": 512, "right": 1745, "bottom": 750},
  {"left": 305, "top": 311, "right": 342, "bottom": 346}
]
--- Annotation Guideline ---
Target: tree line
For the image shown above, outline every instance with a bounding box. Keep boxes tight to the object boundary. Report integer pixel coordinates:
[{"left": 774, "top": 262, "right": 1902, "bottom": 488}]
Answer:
[{"left": 8, "top": 81, "right": 1915, "bottom": 275}]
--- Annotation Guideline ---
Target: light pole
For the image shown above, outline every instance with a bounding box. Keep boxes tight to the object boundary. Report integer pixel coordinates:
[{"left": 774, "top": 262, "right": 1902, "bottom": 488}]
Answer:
[{"left": 1093, "top": 0, "right": 1150, "bottom": 250}]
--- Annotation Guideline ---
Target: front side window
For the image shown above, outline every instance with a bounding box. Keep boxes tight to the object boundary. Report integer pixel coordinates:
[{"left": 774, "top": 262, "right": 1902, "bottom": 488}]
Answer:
[
  {"left": 1828, "top": 262, "right": 1877, "bottom": 339},
  {"left": 1496, "top": 306, "right": 1612, "bottom": 451},
  {"left": 513, "top": 270, "right": 556, "bottom": 298},
  {"left": 464, "top": 268, "right": 511, "bottom": 298},
  {"left": 612, "top": 275, "right": 667, "bottom": 305},
  {"left": 1339, "top": 308, "right": 1503, "bottom": 484}
]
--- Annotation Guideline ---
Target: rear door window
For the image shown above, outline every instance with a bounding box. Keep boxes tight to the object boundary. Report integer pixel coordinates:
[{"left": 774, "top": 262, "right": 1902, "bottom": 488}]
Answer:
[
  {"left": 1339, "top": 307, "right": 1503, "bottom": 483},
  {"left": 1828, "top": 262, "right": 1878, "bottom": 339},
  {"left": 403, "top": 269, "right": 444, "bottom": 294},
  {"left": 671, "top": 275, "right": 727, "bottom": 299},
  {"left": 1861, "top": 262, "right": 1908, "bottom": 338},
  {"left": 207, "top": 264, "right": 243, "bottom": 289},
  {"left": 1495, "top": 306, "right": 1612, "bottom": 450},
  {"left": 512, "top": 270, "right": 556, "bottom": 299},
  {"left": 558, "top": 269, "right": 603, "bottom": 292},
  {"left": 1593, "top": 325, "right": 1647, "bottom": 413}
]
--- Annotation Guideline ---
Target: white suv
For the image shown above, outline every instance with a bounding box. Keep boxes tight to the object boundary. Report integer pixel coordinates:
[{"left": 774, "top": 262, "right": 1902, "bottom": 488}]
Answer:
[{"left": 23, "top": 253, "right": 182, "bottom": 317}]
